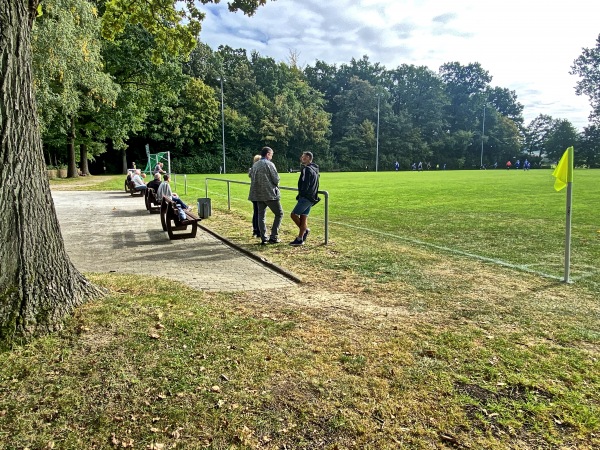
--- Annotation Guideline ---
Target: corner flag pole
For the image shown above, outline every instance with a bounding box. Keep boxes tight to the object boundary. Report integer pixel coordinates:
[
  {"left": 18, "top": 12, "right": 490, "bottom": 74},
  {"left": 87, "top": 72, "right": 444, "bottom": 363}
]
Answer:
[
  {"left": 564, "top": 179, "right": 573, "bottom": 282},
  {"left": 552, "top": 146, "right": 573, "bottom": 283}
]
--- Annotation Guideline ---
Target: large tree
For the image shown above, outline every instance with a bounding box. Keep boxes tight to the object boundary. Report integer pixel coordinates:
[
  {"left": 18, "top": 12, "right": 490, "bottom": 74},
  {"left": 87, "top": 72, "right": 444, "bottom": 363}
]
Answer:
[
  {"left": 0, "top": 0, "right": 268, "bottom": 346},
  {"left": 571, "top": 34, "right": 600, "bottom": 124},
  {"left": 33, "top": 0, "right": 119, "bottom": 177}
]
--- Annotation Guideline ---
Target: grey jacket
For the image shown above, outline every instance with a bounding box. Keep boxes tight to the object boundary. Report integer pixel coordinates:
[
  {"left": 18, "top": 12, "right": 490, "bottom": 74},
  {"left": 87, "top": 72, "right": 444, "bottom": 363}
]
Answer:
[{"left": 248, "top": 158, "right": 281, "bottom": 201}]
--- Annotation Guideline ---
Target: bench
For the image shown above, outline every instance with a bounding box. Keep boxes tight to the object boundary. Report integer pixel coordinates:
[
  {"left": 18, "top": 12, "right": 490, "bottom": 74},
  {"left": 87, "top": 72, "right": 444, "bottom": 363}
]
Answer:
[
  {"left": 126, "top": 180, "right": 145, "bottom": 196},
  {"left": 160, "top": 197, "right": 201, "bottom": 240},
  {"left": 145, "top": 188, "right": 161, "bottom": 213}
]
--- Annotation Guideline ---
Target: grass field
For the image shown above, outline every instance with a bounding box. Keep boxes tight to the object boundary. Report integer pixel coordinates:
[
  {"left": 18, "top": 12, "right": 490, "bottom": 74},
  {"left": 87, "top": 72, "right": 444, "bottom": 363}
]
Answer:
[
  {"left": 182, "top": 168, "right": 600, "bottom": 286},
  {"left": 3, "top": 170, "right": 595, "bottom": 449}
]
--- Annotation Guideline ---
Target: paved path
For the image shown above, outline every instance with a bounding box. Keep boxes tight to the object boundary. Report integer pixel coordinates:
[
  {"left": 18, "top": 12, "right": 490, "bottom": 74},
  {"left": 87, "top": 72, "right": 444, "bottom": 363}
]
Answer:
[{"left": 52, "top": 191, "right": 296, "bottom": 291}]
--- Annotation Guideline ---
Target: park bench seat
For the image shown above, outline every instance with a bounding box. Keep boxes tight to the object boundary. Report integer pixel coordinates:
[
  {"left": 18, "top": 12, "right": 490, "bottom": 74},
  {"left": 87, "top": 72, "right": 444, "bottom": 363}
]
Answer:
[
  {"left": 145, "top": 187, "right": 160, "bottom": 213},
  {"left": 160, "top": 197, "right": 201, "bottom": 240},
  {"left": 126, "top": 180, "right": 144, "bottom": 196}
]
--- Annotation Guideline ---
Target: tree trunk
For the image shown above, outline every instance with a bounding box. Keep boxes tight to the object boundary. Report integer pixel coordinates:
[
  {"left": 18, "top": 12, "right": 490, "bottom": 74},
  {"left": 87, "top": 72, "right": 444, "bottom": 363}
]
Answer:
[
  {"left": 80, "top": 143, "right": 90, "bottom": 176},
  {"left": 67, "top": 116, "right": 78, "bottom": 178},
  {"left": 121, "top": 148, "right": 128, "bottom": 174},
  {"left": 0, "top": 1, "right": 102, "bottom": 347}
]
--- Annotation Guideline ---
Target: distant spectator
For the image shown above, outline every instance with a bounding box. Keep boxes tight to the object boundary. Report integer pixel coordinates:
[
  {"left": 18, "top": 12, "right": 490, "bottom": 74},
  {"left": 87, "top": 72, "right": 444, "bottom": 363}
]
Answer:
[
  {"left": 131, "top": 169, "right": 147, "bottom": 192},
  {"left": 147, "top": 172, "right": 162, "bottom": 195},
  {"left": 249, "top": 154, "right": 261, "bottom": 238},
  {"left": 248, "top": 146, "right": 284, "bottom": 245},
  {"left": 289, "top": 151, "right": 320, "bottom": 246},
  {"left": 506, "top": 160, "right": 512, "bottom": 170},
  {"left": 153, "top": 162, "right": 166, "bottom": 175},
  {"left": 156, "top": 174, "right": 190, "bottom": 210},
  {"left": 394, "top": 161, "right": 400, "bottom": 171}
]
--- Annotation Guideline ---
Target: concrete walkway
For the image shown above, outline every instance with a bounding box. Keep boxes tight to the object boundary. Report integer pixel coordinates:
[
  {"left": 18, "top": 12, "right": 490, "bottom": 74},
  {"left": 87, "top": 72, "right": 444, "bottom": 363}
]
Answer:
[{"left": 52, "top": 191, "right": 296, "bottom": 291}]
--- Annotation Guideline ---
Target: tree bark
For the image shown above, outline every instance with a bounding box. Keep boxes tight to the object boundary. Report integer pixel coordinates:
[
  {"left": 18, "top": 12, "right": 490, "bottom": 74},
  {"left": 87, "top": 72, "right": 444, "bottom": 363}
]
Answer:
[
  {"left": 0, "top": 1, "right": 102, "bottom": 347},
  {"left": 80, "top": 143, "right": 90, "bottom": 176}
]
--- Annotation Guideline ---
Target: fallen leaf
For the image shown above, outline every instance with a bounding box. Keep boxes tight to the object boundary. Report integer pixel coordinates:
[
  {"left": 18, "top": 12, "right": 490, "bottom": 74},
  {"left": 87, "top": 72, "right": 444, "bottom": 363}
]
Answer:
[
  {"left": 149, "top": 333, "right": 160, "bottom": 339},
  {"left": 155, "top": 323, "right": 165, "bottom": 330},
  {"left": 211, "top": 385, "right": 221, "bottom": 392},
  {"left": 147, "top": 444, "right": 165, "bottom": 450},
  {"left": 171, "top": 428, "right": 182, "bottom": 439},
  {"left": 121, "top": 438, "right": 134, "bottom": 448}
]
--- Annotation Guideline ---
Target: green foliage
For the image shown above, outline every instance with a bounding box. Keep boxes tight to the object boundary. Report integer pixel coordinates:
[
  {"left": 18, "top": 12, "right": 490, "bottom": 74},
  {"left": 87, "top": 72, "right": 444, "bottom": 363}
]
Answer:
[
  {"left": 32, "top": 0, "right": 589, "bottom": 174},
  {"left": 101, "top": 0, "right": 204, "bottom": 63},
  {"left": 571, "top": 34, "right": 600, "bottom": 123},
  {"left": 32, "top": 0, "right": 120, "bottom": 164}
]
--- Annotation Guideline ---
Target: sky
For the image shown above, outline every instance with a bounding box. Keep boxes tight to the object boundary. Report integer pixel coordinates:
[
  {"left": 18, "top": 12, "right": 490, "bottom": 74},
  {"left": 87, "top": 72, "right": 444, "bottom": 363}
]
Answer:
[{"left": 198, "top": 0, "right": 599, "bottom": 131}]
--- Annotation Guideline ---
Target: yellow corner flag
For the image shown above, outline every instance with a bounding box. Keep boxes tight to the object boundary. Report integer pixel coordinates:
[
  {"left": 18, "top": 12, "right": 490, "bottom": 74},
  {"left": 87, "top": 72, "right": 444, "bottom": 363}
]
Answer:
[{"left": 552, "top": 146, "right": 574, "bottom": 191}]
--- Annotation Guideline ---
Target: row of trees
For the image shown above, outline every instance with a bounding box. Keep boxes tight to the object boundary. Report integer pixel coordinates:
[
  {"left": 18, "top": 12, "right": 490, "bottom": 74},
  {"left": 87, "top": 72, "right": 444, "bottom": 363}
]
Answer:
[{"left": 33, "top": 0, "right": 600, "bottom": 176}]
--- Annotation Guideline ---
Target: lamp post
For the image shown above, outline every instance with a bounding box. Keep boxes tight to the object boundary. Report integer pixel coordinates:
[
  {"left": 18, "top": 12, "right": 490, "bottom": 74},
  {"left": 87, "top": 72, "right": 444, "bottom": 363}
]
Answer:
[
  {"left": 219, "top": 76, "right": 226, "bottom": 174},
  {"left": 480, "top": 104, "right": 486, "bottom": 168},
  {"left": 376, "top": 93, "right": 380, "bottom": 172}
]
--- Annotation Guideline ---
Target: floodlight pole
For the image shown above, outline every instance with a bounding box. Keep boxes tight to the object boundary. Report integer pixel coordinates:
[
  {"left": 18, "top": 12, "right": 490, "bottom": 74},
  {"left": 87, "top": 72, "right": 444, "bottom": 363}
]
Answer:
[
  {"left": 220, "top": 76, "right": 226, "bottom": 174},
  {"left": 480, "top": 104, "right": 486, "bottom": 167},
  {"left": 376, "top": 93, "right": 380, "bottom": 172}
]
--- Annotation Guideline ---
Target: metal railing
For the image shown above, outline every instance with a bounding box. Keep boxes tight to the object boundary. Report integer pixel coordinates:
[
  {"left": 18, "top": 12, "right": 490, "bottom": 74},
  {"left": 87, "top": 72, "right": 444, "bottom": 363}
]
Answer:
[{"left": 204, "top": 177, "right": 329, "bottom": 244}]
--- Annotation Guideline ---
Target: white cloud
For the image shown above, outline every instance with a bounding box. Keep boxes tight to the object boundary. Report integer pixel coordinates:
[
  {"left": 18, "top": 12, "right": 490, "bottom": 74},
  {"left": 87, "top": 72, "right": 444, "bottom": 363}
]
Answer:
[{"left": 200, "top": 0, "right": 599, "bottom": 130}]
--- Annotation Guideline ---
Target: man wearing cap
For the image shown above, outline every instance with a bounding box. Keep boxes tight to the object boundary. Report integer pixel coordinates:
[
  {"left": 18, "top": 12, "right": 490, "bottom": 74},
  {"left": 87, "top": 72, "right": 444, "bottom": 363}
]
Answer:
[{"left": 289, "top": 151, "right": 320, "bottom": 246}]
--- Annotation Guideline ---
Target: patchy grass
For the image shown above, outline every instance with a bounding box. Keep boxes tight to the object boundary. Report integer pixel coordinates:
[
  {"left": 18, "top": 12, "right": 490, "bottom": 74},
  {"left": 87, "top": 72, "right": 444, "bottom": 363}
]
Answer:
[{"left": 1, "top": 269, "right": 598, "bottom": 449}]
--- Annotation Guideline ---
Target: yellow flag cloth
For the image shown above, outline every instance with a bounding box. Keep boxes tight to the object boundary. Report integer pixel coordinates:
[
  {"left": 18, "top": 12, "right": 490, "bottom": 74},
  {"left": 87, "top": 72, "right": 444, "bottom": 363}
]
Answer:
[{"left": 552, "top": 146, "right": 573, "bottom": 192}]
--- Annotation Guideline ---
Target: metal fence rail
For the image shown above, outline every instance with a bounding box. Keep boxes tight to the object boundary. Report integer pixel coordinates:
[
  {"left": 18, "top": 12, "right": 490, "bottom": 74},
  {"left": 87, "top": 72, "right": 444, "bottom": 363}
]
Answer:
[{"left": 204, "top": 177, "right": 329, "bottom": 244}]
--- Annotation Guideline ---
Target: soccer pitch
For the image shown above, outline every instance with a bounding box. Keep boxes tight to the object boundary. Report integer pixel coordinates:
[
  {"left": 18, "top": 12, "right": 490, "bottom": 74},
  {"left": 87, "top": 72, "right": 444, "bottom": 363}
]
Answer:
[{"left": 182, "top": 168, "right": 600, "bottom": 288}]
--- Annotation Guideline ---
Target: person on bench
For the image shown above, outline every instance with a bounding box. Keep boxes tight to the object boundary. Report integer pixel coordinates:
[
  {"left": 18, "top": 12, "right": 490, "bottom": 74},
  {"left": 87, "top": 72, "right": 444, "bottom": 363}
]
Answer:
[
  {"left": 131, "top": 169, "right": 147, "bottom": 192},
  {"left": 156, "top": 174, "right": 191, "bottom": 211},
  {"left": 147, "top": 172, "right": 162, "bottom": 195}
]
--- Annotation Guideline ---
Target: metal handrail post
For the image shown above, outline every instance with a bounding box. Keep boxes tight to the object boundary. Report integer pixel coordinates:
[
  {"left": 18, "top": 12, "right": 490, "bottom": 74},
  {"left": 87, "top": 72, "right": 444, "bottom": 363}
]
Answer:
[
  {"left": 323, "top": 191, "right": 329, "bottom": 244},
  {"left": 227, "top": 181, "right": 231, "bottom": 210}
]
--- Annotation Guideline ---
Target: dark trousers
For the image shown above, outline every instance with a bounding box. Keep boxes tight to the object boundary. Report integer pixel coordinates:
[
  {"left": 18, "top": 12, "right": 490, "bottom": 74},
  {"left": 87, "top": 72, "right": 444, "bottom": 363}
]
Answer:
[
  {"left": 257, "top": 200, "right": 283, "bottom": 241},
  {"left": 252, "top": 201, "right": 260, "bottom": 236}
]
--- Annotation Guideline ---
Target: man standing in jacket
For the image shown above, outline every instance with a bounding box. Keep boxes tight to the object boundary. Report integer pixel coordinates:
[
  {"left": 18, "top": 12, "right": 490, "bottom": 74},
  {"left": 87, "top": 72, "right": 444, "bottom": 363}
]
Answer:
[
  {"left": 248, "top": 146, "right": 284, "bottom": 244},
  {"left": 289, "top": 151, "right": 320, "bottom": 246}
]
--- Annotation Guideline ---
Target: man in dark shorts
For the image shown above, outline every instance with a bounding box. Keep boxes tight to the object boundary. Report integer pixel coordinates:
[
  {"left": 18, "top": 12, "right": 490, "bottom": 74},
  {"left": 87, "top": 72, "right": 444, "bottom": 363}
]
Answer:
[{"left": 289, "top": 151, "right": 320, "bottom": 246}]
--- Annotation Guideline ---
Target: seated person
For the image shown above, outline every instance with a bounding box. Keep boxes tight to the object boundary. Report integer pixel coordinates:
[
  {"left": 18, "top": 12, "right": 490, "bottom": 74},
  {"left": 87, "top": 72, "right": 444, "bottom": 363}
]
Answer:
[
  {"left": 131, "top": 169, "right": 147, "bottom": 191},
  {"left": 146, "top": 173, "right": 162, "bottom": 199},
  {"left": 156, "top": 174, "right": 191, "bottom": 211}
]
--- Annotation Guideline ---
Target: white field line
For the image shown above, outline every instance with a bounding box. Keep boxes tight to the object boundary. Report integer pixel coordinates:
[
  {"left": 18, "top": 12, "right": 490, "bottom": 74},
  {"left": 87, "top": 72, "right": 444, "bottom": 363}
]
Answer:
[{"left": 191, "top": 183, "right": 600, "bottom": 282}]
